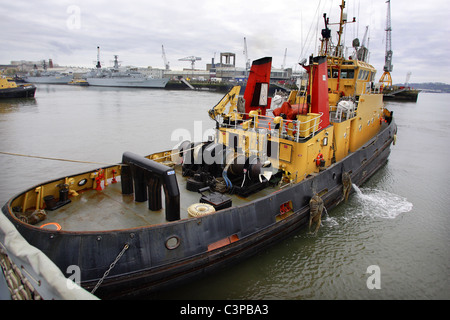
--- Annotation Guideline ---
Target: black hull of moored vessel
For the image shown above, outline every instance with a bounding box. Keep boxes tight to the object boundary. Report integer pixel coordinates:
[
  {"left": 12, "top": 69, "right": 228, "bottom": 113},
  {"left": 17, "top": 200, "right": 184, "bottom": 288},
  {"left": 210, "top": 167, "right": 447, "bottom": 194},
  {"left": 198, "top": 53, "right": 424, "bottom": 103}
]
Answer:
[
  {"left": 0, "top": 85, "right": 36, "bottom": 99},
  {"left": 1, "top": 120, "right": 396, "bottom": 299}
]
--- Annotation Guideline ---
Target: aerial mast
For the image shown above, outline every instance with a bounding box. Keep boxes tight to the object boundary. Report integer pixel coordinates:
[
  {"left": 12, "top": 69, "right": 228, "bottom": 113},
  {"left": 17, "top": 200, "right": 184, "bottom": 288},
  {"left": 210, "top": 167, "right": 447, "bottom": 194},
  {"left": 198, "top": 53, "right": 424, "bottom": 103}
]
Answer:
[
  {"left": 321, "top": 0, "right": 356, "bottom": 58},
  {"left": 96, "top": 46, "right": 101, "bottom": 69},
  {"left": 379, "top": 0, "right": 393, "bottom": 87}
]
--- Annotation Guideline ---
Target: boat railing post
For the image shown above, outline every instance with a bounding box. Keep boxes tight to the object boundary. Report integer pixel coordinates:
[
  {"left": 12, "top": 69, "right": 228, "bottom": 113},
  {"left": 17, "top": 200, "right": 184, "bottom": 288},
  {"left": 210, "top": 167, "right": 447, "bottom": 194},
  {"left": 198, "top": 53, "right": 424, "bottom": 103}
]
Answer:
[
  {"left": 120, "top": 164, "right": 133, "bottom": 195},
  {"left": 121, "top": 152, "right": 180, "bottom": 221}
]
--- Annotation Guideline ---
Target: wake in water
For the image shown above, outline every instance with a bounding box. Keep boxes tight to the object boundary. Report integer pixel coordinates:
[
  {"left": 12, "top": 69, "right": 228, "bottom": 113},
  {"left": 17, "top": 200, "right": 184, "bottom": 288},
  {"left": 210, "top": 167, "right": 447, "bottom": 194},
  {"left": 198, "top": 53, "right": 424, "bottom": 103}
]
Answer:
[{"left": 351, "top": 184, "right": 413, "bottom": 219}]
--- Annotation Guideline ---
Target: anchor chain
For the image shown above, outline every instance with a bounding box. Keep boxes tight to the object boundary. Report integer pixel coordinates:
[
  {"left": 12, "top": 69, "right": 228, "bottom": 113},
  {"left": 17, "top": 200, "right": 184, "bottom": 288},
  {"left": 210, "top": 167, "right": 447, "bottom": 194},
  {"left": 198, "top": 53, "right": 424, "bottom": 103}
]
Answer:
[{"left": 91, "top": 243, "right": 130, "bottom": 295}]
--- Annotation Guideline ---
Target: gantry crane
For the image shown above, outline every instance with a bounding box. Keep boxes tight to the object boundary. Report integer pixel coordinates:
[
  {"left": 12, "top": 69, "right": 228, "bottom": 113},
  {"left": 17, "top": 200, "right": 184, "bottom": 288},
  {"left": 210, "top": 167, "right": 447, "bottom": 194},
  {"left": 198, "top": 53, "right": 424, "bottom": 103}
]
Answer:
[
  {"left": 179, "top": 56, "right": 201, "bottom": 70},
  {"left": 379, "top": 0, "right": 393, "bottom": 87}
]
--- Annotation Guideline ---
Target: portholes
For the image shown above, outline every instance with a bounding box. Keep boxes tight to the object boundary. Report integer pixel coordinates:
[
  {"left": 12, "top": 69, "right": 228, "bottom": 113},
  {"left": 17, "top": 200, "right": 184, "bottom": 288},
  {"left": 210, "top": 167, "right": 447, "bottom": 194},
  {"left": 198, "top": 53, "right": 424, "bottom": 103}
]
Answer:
[
  {"left": 78, "top": 178, "right": 88, "bottom": 186},
  {"left": 165, "top": 236, "right": 181, "bottom": 250}
]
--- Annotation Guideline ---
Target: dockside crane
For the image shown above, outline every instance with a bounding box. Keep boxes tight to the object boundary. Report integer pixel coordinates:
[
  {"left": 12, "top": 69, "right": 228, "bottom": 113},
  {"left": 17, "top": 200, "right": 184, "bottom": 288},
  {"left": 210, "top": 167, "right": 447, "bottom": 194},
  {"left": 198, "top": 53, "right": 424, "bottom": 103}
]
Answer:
[
  {"left": 379, "top": 0, "right": 393, "bottom": 87},
  {"left": 281, "top": 48, "right": 287, "bottom": 69},
  {"left": 243, "top": 37, "right": 250, "bottom": 71},
  {"left": 179, "top": 56, "right": 201, "bottom": 70},
  {"left": 162, "top": 45, "right": 170, "bottom": 70}
]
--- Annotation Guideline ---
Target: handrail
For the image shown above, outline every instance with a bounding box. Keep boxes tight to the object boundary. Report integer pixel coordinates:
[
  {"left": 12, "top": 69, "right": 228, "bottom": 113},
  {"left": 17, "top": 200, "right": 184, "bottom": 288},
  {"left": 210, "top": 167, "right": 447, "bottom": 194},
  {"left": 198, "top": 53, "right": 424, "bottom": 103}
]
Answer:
[{"left": 218, "top": 111, "right": 323, "bottom": 142}]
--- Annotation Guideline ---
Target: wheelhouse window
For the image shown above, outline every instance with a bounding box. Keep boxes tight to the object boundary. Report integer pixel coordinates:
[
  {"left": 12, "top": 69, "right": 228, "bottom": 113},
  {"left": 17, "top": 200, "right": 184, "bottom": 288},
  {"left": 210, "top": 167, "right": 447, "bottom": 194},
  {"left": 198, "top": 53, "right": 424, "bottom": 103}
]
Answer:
[
  {"left": 340, "top": 69, "right": 355, "bottom": 79},
  {"left": 331, "top": 68, "right": 339, "bottom": 78},
  {"left": 358, "top": 69, "right": 370, "bottom": 80}
]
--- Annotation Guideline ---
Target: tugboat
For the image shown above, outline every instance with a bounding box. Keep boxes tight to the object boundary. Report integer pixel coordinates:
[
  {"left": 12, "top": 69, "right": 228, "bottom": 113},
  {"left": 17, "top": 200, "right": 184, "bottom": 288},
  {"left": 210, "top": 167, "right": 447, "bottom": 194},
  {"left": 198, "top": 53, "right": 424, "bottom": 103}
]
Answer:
[
  {"left": 0, "top": 76, "right": 36, "bottom": 98},
  {"left": 1, "top": 1, "right": 396, "bottom": 299}
]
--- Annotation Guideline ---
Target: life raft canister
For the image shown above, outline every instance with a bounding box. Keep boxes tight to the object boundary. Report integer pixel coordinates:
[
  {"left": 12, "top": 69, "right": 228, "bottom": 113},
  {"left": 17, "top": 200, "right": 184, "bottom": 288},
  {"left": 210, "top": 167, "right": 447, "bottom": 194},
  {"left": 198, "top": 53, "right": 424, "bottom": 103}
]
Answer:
[{"left": 315, "top": 153, "right": 325, "bottom": 167}]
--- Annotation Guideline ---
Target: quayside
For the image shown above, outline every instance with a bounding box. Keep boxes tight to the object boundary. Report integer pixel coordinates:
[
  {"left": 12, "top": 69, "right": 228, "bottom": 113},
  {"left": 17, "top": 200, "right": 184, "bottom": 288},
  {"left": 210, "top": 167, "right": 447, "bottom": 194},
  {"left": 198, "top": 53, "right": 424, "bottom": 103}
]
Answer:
[{"left": 1, "top": 0, "right": 397, "bottom": 299}]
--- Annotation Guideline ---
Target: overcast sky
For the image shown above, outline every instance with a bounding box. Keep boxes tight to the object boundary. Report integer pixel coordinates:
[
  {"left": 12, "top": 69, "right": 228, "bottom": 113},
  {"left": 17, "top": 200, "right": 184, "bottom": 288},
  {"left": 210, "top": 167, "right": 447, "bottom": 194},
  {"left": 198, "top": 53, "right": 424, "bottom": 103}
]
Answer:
[{"left": 2, "top": 0, "right": 449, "bottom": 83}]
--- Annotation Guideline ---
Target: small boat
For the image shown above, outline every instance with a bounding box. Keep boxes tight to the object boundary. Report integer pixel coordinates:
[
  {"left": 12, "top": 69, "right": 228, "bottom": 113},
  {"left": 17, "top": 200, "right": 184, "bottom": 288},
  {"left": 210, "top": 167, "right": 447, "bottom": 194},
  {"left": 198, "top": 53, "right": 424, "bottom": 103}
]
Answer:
[
  {"left": 0, "top": 76, "right": 36, "bottom": 99},
  {"left": 1, "top": 0, "right": 396, "bottom": 299},
  {"left": 68, "top": 79, "right": 89, "bottom": 86}
]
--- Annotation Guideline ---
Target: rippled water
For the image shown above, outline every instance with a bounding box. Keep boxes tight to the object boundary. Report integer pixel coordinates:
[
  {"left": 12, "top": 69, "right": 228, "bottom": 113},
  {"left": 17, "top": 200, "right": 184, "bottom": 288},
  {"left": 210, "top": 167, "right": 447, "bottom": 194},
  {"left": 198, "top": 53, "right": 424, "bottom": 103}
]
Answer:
[{"left": 1, "top": 86, "right": 449, "bottom": 299}]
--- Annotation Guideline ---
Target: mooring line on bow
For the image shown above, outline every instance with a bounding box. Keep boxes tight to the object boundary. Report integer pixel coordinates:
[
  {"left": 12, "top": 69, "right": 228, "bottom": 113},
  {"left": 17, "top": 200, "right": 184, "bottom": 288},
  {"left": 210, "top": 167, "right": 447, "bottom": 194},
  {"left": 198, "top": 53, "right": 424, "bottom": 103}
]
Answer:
[{"left": 0, "top": 151, "right": 114, "bottom": 166}]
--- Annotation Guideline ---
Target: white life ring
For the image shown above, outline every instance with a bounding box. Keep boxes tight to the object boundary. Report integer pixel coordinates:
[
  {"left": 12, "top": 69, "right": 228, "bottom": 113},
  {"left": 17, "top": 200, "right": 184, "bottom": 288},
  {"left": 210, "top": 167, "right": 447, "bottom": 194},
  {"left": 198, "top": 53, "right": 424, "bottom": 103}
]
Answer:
[{"left": 187, "top": 203, "right": 216, "bottom": 217}]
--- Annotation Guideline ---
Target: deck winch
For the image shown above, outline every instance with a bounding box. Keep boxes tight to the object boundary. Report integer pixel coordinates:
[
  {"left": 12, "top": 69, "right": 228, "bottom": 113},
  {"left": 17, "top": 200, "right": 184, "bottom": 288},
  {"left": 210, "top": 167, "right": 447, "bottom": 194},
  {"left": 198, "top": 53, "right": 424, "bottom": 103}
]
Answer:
[{"left": 180, "top": 140, "right": 274, "bottom": 197}]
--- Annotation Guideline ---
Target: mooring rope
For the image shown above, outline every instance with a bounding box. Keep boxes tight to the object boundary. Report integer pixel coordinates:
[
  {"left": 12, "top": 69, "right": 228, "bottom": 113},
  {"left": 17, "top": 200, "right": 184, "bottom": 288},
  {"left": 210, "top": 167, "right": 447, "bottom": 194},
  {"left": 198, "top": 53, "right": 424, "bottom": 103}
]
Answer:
[
  {"left": 0, "top": 146, "right": 199, "bottom": 166},
  {"left": 0, "top": 151, "right": 115, "bottom": 166}
]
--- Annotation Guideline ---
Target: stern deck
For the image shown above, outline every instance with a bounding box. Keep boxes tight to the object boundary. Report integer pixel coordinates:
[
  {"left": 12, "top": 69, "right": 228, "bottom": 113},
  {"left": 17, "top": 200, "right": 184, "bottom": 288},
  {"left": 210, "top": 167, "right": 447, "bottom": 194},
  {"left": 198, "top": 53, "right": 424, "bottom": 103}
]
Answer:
[{"left": 33, "top": 166, "right": 276, "bottom": 232}]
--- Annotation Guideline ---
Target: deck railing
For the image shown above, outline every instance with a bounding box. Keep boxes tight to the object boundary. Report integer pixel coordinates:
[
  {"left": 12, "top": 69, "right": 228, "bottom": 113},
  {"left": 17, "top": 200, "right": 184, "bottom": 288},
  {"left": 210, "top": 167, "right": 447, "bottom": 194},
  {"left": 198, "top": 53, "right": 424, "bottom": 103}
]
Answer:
[{"left": 218, "top": 111, "right": 323, "bottom": 143}]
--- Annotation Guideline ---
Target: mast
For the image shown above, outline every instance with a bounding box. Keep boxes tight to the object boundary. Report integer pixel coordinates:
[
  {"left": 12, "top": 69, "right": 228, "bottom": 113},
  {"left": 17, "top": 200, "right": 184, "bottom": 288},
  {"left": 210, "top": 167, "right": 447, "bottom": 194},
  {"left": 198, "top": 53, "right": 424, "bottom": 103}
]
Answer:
[
  {"left": 320, "top": 0, "right": 356, "bottom": 58},
  {"left": 96, "top": 46, "right": 101, "bottom": 69},
  {"left": 379, "top": 0, "right": 393, "bottom": 86},
  {"left": 335, "top": 0, "right": 346, "bottom": 57},
  {"left": 113, "top": 55, "right": 120, "bottom": 70}
]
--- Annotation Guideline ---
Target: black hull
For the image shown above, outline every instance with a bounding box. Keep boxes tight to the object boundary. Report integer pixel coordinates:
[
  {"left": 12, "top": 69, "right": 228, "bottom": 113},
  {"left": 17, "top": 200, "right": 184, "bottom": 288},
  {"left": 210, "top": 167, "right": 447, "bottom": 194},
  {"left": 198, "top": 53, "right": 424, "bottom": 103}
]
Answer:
[
  {"left": 2, "top": 120, "right": 396, "bottom": 299},
  {"left": 383, "top": 90, "right": 420, "bottom": 102},
  {"left": 0, "top": 85, "right": 36, "bottom": 99}
]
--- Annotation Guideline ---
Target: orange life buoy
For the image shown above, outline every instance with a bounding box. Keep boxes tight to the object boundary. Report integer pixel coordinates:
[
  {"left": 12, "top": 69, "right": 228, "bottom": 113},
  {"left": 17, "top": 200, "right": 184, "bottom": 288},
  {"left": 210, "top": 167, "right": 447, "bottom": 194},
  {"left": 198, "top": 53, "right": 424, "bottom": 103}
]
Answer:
[{"left": 40, "top": 222, "right": 62, "bottom": 231}]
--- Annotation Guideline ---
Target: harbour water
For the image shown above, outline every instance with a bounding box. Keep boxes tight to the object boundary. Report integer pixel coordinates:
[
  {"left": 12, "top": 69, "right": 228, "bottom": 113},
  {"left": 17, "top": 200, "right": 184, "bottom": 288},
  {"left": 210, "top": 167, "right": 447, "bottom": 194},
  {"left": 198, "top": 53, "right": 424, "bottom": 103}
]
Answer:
[{"left": 0, "top": 85, "right": 449, "bottom": 300}]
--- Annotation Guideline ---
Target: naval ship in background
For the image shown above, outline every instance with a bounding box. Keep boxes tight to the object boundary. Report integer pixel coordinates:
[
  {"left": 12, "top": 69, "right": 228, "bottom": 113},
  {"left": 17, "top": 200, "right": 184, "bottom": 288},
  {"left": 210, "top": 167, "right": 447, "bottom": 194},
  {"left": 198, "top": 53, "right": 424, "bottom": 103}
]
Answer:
[
  {"left": 85, "top": 48, "right": 169, "bottom": 88},
  {"left": 25, "top": 72, "right": 74, "bottom": 85},
  {"left": 23, "top": 59, "right": 74, "bottom": 84}
]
